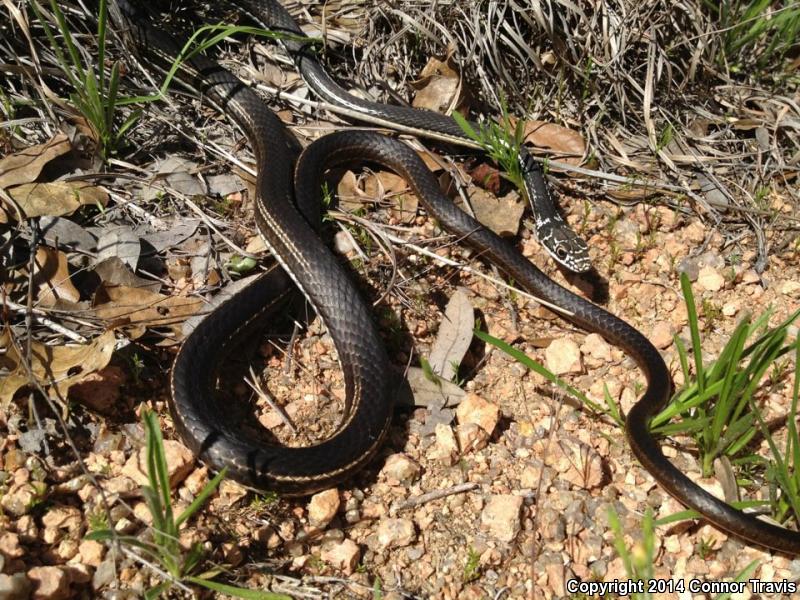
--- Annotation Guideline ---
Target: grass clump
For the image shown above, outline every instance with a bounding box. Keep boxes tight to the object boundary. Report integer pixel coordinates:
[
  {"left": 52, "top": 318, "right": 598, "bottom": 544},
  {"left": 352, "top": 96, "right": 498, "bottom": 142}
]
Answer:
[
  {"left": 87, "top": 410, "right": 289, "bottom": 599},
  {"left": 477, "top": 271, "right": 800, "bottom": 529}
]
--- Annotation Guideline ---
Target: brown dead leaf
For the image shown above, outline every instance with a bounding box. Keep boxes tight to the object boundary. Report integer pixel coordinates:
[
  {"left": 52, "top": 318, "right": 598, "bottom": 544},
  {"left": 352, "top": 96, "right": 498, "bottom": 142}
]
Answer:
[
  {"left": 0, "top": 330, "right": 116, "bottom": 407},
  {"left": 91, "top": 283, "right": 203, "bottom": 343},
  {"left": 337, "top": 170, "right": 366, "bottom": 212},
  {"left": 520, "top": 120, "right": 586, "bottom": 165},
  {"left": 0, "top": 134, "right": 71, "bottom": 190},
  {"left": 467, "top": 162, "right": 502, "bottom": 194},
  {"left": 469, "top": 188, "right": 524, "bottom": 237},
  {"left": 0, "top": 181, "right": 108, "bottom": 223},
  {"left": 411, "top": 56, "right": 462, "bottom": 114},
  {"left": 33, "top": 246, "right": 80, "bottom": 307}
]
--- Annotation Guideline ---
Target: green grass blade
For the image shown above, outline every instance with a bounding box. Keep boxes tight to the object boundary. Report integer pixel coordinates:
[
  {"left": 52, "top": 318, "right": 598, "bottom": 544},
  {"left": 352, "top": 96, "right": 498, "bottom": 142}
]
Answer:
[
  {"left": 680, "top": 272, "right": 705, "bottom": 394},
  {"left": 185, "top": 577, "right": 291, "bottom": 599},
  {"left": 475, "top": 328, "right": 603, "bottom": 413},
  {"left": 175, "top": 467, "right": 228, "bottom": 528}
]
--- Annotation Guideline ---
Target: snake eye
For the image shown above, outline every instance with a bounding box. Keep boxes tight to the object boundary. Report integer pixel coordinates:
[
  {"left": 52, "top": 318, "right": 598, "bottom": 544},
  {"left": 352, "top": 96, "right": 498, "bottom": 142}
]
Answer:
[{"left": 556, "top": 246, "right": 568, "bottom": 259}]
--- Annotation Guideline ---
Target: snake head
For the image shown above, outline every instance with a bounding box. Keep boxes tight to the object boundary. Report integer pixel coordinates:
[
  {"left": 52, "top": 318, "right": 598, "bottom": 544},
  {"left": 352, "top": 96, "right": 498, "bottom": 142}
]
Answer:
[{"left": 538, "top": 222, "right": 592, "bottom": 273}]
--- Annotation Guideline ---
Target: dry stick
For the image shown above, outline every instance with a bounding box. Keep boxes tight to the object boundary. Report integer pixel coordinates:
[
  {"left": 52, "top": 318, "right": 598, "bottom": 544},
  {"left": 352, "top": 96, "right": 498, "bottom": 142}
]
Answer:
[
  {"left": 245, "top": 366, "right": 297, "bottom": 434},
  {"left": 394, "top": 482, "right": 479, "bottom": 512},
  {"left": 4, "top": 299, "right": 88, "bottom": 343}
]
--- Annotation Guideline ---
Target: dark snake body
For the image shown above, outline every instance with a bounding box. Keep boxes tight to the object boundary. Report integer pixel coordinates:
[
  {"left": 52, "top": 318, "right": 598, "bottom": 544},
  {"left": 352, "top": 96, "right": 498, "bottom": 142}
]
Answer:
[{"left": 113, "top": 0, "right": 800, "bottom": 553}]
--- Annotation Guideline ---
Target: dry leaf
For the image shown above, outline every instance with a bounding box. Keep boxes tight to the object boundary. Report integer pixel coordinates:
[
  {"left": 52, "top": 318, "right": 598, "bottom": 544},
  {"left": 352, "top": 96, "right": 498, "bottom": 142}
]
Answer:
[
  {"left": 402, "top": 366, "right": 466, "bottom": 409},
  {"left": 469, "top": 188, "right": 524, "bottom": 237},
  {"left": 336, "top": 170, "right": 365, "bottom": 212},
  {"left": 40, "top": 216, "right": 98, "bottom": 253},
  {"left": 0, "top": 134, "right": 71, "bottom": 190},
  {"left": 428, "top": 289, "right": 475, "bottom": 381},
  {"left": 0, "top": 181, "right": 108, "bottom": 223},
  {"left": 33, "top": 246, "right": 80, "bottom": 307},
  {"left": 96, "top": 226, "right": 141, "bottom": 271},
  {"left": 0, "top": 330, "right": 116, "bottom": 407},
  {"left": 521, "top": 120, "right": 586, "bottom": 165},
  {"left": 411, "top": 56, "right": 462, "bottom": 114},
  {"left": 92, "top": 283, "right": 203, "bottom": 343}
]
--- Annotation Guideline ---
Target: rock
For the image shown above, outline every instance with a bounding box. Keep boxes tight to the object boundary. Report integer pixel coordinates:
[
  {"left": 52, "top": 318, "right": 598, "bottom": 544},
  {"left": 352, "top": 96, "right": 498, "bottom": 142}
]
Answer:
[
  {"left": 580, "top": 333, "right": 612, "bottom": 362},
  {"left": 92, "top": 559, "right": 115, "bottom": 591},
  {"left": 457, "top": 423, "right": 489, "bottom": 452},
  {"left": 77, "top": 540, "right": 105, "bottom": 567},
  {"left": 0, "top": 532, "right": 24, "bottom": 558},
  {"left": 697, "top": 266, "right": 724, "bottom": 292},
  {"left": 0, "top": 573, "right": 31, "bottom": 600},
  {"left": 68, "top": 366, "right": 126, "bottom": 414},
  {"left": 380, "top": 454, "right": 421, "bottom": 485},
  {"left": 545, "top": 338, "right": 582, "bottom": 375},
  {"left": 307, "top": 489, "right": 340, "bottom": 528},
  {"left": 27, "top": 567, "right": 70, "bottom": 600},
  {"left": 429, "top": 424, "right": 459, "bottom": 466},
  {"left": 456, "top": 393, "right": 500, "bottom": 436},
  {"left": 376, "top": 518, "right": 416, "bottom": 550},
  {"left": 480, "top": 495, "right": 523, "bottom": 542},
  {"left": 121, "top": 441, "right": 194, "bottom": 488},
  {"left": 320, "top": 539, "right": 360, "bottom": 574},
  {"left": 649, "top": 321, "right": 674, "bottom": 350},
  {"left": 1, "top": 484, "right": 39, "bottom": 517},
  {"left": 780, "top": 280, "right": 800, "bottom": 298},
  {"left": 41, "top": 507, "right": 81, "bottom": 532}
]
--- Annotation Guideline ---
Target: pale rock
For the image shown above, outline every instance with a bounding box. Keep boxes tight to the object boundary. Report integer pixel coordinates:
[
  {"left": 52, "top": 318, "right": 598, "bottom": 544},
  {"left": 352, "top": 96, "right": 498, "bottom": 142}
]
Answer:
[
  {"left": 545, "top": 338, "right": 582, "bottom": 375},
  {"left": 741, "top": 270, "right": 760, "bottom": 284},
  {"left": 320, "top": 538, "right": 360, "bottom": 574},
  {"left": 121, "top": 441, "right": 194, "bottom": 488},
  {"left": 580, "top": 333, "right": 612, "bottom": 362},
  {"left": 0, "top": 573, "right": 31, "bottom": 600},
  {"left": 430, "top": 424, "right": 459, "bottom": 466},
  {"left": 376, "top": 518, "right": 416, "bottom": 550},
  {"left": 697, "top": 266, "right": 724, "bottom": 292},
  {"left": 0, "top": 532, "right": 24, "bottom": 558},
  {"left": 182, "top": 466, "right": 209, "bottom": 496},
  {"left": 78, "top": 540, "right": 105, "bottom": 567},
  {"left": 0, "top": 484, "right": 38, "bottom": 517},
  {"left": 380, "top": 454, "right": 421, "bottom": 485},
  {"left": 456, "top": 393, "right": 500, "bottom": 436},
  {"left": 650, "top": 321, "right": 674, "bottom": 350},
  {"left": 212, "top": 480, "right": 248, "bottom": 509},
  {"left": 481, "top": 495, "right": 523, "bottom": 542},
  {"left": 780, "top": 280, "right": 800, "bottom": 298},
  {"left": 307, "top": 489, "right": 340, "bottom": 528},
  {"left": 457, "top": 423, "right": 489, "bottom": 453},
  {"left": 41, "top": 507, "right": 81, "bottom": 532},
  {"left": 722, "top": 302, "right": 738, "bottom": 317},
  {"left": 519, "top": 464, "right": 542, "bottom": 489},
  {"left": 27, "top": 566, "right": 70, "bottom": 600},
  {"left": 54, "top": 538, "right": 79, "bottom": 562},
  {"left": 92, "top": 558, "right": 115, "bottom": 591},
  {"left": 101, "top": 476, "right": 138, "bottom": 497}
]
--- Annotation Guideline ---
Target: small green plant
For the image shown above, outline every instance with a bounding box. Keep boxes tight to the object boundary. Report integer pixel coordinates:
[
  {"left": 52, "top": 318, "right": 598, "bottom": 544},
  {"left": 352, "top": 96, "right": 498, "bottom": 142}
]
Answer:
[
  {"left": 608, "top": 508, "right": 655, "bottom": 600},
  {"left": 86, "top": 410, "right": 289, "bottom": 599},
  {"left": 249, "top": 492, "right": 279, "bottom": 510},
  {"left": 462, "top": 546, "right": 481, "bottom": 583},
  {"left": 705, "top": 0, "right": 800, "bottom": 70},
  {"left": 650, "top": 273, "right": 800, "bottom": 498},
  {"left": 31, "top": 0, "right": 139, "bottom": 160},
  {"left": 451, "top": 95, "right": 526, "bottom": 193}
]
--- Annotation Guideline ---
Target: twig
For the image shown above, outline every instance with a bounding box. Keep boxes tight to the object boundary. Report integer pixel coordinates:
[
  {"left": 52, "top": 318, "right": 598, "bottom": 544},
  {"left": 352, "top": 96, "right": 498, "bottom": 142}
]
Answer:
[
  {"left": 4, "top": 299, "right": 89, "bottom": 343},
  {"left": 394, "top": 482, "right": 479, "bottom": 512},
  {"left": 245, "top": 366, "right": 297, "bottom": 434}
]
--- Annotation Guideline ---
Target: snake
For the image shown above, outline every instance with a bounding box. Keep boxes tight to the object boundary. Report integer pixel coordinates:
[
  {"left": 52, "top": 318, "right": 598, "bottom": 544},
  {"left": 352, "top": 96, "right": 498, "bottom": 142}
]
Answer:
[{"left": 111, "top": 0, "right": 800, "bottom": 553}]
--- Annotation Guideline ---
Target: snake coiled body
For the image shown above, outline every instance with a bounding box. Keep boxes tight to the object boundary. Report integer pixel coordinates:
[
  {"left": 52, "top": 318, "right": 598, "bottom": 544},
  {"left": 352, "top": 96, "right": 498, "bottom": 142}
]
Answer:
[{"left": 112, "top": 0, "right": 800, "bottom": 552}]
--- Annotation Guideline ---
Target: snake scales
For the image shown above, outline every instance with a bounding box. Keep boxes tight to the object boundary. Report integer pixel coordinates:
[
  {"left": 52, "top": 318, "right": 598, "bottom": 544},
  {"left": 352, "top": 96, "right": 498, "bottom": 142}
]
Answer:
[{"left": 110, "top": 0, "right": 800, "bottom": 553}]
